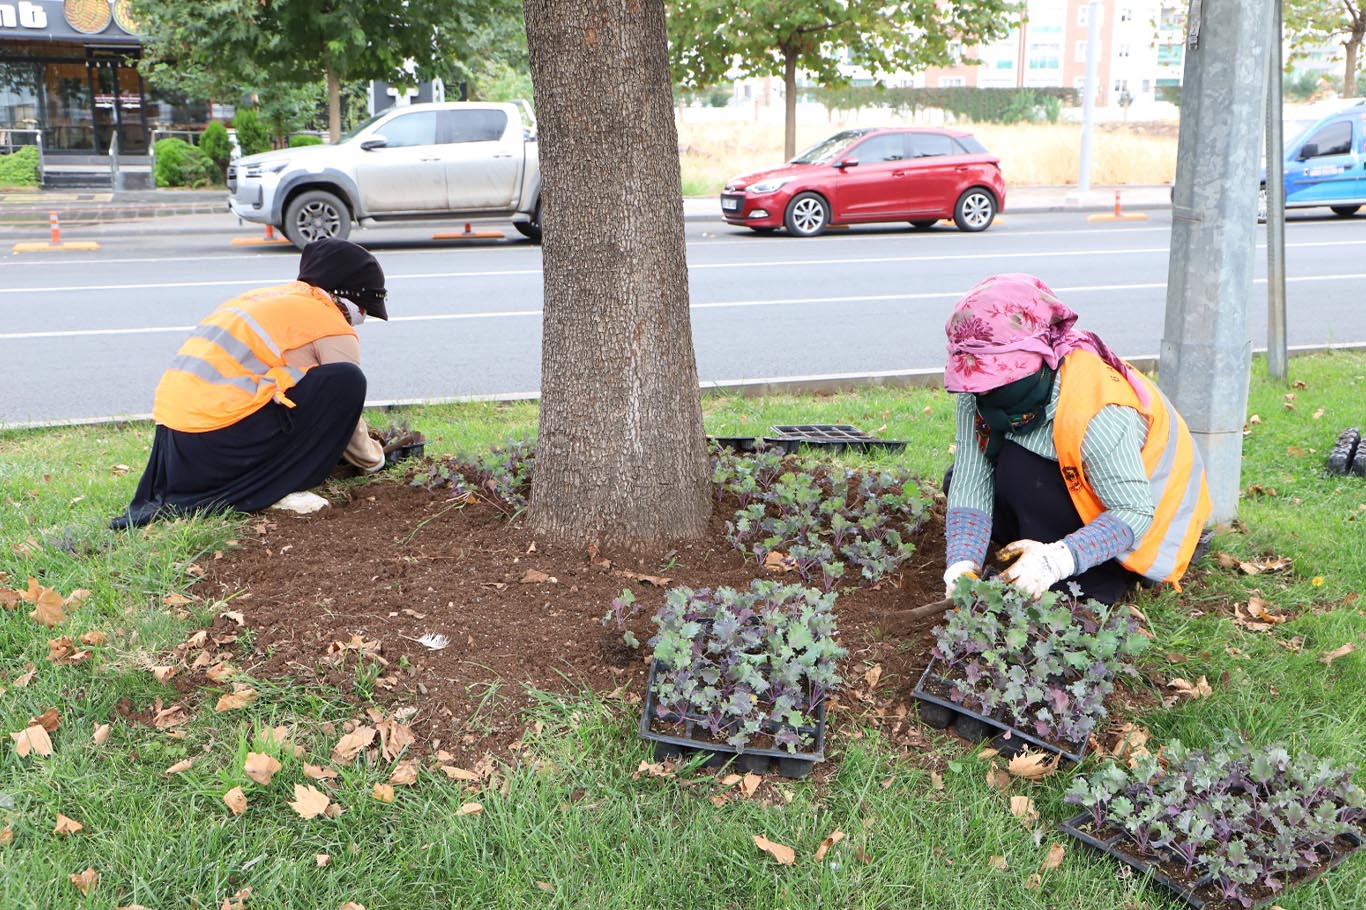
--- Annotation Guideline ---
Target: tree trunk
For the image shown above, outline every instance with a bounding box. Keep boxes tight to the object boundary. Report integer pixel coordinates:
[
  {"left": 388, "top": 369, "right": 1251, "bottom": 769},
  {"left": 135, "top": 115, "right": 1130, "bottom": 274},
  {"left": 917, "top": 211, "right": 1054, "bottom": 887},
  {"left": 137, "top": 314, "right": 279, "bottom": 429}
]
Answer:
[
  {"left": 326, "top": 65, "right": 342, "bottom": 143},
  {"left": 783, "top": 49, "right": 798, "bottom": 160},
  {"left": 522, "top": 0, "right": 711, "bottom": 549},
  {"left": 1346, "top": 28, "right": 1362, "bottom": 99}
]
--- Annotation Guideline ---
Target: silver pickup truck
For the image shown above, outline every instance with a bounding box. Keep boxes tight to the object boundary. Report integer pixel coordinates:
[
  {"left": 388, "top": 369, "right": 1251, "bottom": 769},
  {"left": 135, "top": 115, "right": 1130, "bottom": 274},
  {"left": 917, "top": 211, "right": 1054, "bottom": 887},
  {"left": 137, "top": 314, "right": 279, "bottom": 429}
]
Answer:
[{"left": 227, "top": 101, "right": 541, "bottom": 248}]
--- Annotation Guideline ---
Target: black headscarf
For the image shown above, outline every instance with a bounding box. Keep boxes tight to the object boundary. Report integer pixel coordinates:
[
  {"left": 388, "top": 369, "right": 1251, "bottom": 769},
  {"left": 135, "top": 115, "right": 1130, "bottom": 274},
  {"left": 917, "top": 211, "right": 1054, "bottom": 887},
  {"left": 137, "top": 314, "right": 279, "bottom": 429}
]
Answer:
[
  {"left": 297, "top": 238, "right": 388, "bottom": 320},
  {"left": 973, "top": 363, "right": 1056, "bottom": 460}
]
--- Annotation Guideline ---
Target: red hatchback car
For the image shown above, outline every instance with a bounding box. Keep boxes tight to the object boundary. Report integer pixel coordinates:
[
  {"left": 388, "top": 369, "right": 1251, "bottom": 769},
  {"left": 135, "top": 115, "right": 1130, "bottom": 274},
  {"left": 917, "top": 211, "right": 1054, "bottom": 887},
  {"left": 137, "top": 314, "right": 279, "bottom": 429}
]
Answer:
[{"left": 721, "top": 127, "right": 1006, "bottom": 237}]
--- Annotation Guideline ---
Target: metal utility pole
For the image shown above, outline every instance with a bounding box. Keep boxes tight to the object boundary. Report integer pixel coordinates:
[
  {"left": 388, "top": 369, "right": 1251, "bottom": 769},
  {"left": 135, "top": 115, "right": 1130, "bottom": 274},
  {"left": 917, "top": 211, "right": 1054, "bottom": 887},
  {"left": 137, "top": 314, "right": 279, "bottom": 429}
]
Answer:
[
  {"left": 1161, "top": 0, "right": 1274, "bottom": 522},
  {"left": 1078, "top": 1, "right": 1103, "bottom": 192},
  {"left": 1266, "top": 1, "right": 1288, "bottom": 380}
]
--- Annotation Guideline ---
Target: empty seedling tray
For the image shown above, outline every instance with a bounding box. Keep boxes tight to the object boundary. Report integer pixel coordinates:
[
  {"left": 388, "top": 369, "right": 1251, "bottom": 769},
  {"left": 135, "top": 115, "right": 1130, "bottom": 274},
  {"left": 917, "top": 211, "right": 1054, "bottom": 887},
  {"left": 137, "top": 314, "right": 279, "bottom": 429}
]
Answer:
[
  {"left": 638, "top": 660, "right": 827, "bottom": 778},
  {"left": 912, "top": 660, "right": 1089, "bottom": 763},
  {"left": 768, "top": 424, "right": 907, "bottom": 453},
  {"left": 706, "top": 436, "right": 766, "bottom": 453},
  {"left": 1060, "top": 813, "right": 1364, "bottom": 909}
]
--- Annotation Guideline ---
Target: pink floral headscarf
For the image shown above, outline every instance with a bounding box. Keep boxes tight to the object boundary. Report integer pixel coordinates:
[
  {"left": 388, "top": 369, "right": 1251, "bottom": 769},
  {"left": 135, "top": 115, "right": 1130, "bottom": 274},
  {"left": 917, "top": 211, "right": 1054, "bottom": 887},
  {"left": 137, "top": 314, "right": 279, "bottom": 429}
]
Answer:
[{"left": 943, "top": 273, "right": 1146, "bottom": 402}]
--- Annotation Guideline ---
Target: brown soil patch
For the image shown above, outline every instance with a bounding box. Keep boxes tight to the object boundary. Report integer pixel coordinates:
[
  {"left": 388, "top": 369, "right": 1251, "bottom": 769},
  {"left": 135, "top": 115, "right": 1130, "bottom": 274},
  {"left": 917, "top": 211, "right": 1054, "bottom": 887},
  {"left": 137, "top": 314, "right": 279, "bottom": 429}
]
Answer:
[{"left": 192, "top": 480, "right": 948, "bottom": 766}]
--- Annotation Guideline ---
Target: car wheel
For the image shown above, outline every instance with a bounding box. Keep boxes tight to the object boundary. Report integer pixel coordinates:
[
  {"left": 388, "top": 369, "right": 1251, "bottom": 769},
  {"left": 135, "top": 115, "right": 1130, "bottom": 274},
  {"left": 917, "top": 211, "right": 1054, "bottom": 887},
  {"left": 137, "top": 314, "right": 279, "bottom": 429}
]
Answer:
[
  {"left": 1257, "top": 185, "right": 1268, "bottom": 224},
  {"left": 784, "top": 192, "right": 830, "bottom": 237},
  {"left": 910, "top": 220, "right": 938, "bottom": 230},
  {"left": 283, "top": 190, "right": 350, "bottom": 249},
  {"left": 514, "top": 202, "right": 542, "bottom": 242},
  {"left": 1331, "top": 204, "right": 1361, "bottom": 217},
  {"left": 952, "top": 188, "right": 996, "bottom": 232}
]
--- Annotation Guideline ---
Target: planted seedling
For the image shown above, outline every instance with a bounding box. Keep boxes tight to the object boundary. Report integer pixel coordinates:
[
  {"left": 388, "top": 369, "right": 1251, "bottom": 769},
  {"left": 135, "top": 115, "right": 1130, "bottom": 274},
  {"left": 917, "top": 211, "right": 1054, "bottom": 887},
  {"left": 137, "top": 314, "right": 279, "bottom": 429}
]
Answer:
[
  {"left": 1064, "top": 737, "right": 1365, "bottom": 909},
  {"left": 413, "top": 438, "right": 535, "bottom": 515}
]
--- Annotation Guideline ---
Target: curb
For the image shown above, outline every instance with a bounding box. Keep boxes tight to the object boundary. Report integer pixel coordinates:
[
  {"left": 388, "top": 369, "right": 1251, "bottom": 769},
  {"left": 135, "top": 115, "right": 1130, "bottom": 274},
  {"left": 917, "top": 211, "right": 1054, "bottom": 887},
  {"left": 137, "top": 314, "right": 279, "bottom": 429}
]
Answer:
[{"left": 6, "top": 342, "right": 1363, "bottom": 432}]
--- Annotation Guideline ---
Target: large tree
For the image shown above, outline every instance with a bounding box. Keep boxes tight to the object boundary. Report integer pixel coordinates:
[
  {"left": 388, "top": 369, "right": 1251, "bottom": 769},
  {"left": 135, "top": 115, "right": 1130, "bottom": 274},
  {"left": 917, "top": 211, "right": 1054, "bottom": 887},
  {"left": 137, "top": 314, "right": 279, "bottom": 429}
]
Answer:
[
  {"left": 667, "top": 0, "right": 1021, "bottom": 159},
  {"left": 1286, "top": 0, "right": 1366, "bottom": 97},
  {"left": 523, "top": 0, "right": 712, "bottom": 548},
  {"left": 131, "top": 0, "right": 516, "bottom": 140}
]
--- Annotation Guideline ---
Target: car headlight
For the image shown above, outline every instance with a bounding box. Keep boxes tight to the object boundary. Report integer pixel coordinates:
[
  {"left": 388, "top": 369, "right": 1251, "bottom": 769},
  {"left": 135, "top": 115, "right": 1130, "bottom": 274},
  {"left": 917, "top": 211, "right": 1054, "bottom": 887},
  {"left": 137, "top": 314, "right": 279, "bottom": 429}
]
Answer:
[
  {"left": 748, "top": 178, "right": 790, "bottom": 194},
  {"left": 245, "top": 160, "right": 290, "bottom": 178}
]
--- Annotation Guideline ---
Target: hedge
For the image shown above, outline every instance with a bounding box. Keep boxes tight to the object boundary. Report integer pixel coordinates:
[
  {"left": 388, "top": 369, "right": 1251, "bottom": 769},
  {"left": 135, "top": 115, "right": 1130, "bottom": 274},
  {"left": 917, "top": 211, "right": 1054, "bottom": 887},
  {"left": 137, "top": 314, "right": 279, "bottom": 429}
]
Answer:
[
  {"left": 0, "top": 145, "right": 40, "bottom": 187},
  {"left": 288, "top": 134, "right": 324, "bottom": 147},
  {"left": 199, "top": 121, "right": 232, "bottom": 176},
  {"left": 232, "top": 109, "right": 271, "bottom": 157},
  {"left": 153, "top": 138, "right": 217, "bottom": 188},
  {"left": 805, "top": 86, "right": 1078, "bottom": 124}
]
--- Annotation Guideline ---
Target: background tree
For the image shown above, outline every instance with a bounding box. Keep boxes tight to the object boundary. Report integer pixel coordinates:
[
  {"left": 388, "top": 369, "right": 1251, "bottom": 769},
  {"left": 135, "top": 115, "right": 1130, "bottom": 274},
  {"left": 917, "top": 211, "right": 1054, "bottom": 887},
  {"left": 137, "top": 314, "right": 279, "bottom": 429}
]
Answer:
[
  {"left": 523, "top": 0, "right": 712, "bottom": 548},
  {"left": 1285, "top": 0, "right": 1366, "bottom": 97},
  {"left": 667, "top": 0, "right": 1021, "bottom": 159},
  {"left": 132, "top": 0, "right": 517, "bottom": 141}
]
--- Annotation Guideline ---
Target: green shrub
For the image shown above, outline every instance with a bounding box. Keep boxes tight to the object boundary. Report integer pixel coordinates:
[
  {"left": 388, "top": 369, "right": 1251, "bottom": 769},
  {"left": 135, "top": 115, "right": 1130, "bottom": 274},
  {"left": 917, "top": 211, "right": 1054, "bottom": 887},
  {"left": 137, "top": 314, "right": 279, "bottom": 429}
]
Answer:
[
  {"left": 153, "top": 138, "right": 217, "bottom": 188},
  {"left": 806, "top": 85, "right": 1078, "bottom": 124},
  {"left": 198, "top": 121, "right": 232, "bottom": 176},
  {"left": 232, "top": 109, "right": 271, "bottom": 156},
  {"left": 0, "top": 146, "right": 40, "bottom": 187},
  {"left": 288, "top": 134, "right": 323, "bottom": 147}
]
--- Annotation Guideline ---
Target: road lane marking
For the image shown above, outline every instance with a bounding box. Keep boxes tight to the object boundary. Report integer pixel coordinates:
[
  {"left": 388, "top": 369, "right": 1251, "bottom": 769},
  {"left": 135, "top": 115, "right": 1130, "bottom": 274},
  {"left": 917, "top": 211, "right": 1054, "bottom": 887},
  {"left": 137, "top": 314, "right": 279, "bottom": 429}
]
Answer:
[{"left": 5, "top": 272, "right": 1364, "bottom": 341}]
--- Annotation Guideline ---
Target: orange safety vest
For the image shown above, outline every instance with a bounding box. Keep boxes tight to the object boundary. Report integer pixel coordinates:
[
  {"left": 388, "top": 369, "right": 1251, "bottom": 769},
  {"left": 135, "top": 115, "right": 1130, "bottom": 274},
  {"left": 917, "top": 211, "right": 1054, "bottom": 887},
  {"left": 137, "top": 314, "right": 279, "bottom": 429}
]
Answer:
[
  {"left": 152, "top": 282, "right": 356, "bottom": 433},
  {"left": 1053, "top": 350, "right": 1211, "bottom": 586}
]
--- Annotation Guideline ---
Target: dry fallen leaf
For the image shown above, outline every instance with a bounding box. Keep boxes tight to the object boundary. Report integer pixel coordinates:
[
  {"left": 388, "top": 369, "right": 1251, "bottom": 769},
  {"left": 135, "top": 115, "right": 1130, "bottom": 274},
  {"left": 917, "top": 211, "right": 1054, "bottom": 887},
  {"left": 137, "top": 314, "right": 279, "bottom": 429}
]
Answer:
[
  {"left": 1319, "top": 643, "right": 1357, "bottom": 666},
  {"left": 243, "top": 752, "right": 282, "bottom": 786},
  {"left": 0, "top": 824, "right": 12, "bottom": 845},
  {"left": 304, "top": 763, "right": 339, "bottom": 781},
  {"left": 753, "top": 834, "right": 796, "bottom": 865},
  {"left": 439, "top": 765, "right": 480, "bottom": 782},
  {"left": 220, "top": 887, "right": 252, "bottom": 910},
  {"left": 988, "top": 854, "right": 1008, "bottom": 870},
  {"left": 762, "top": 550, "right": 796, "bottom": 573},
  {"left": 813, "top": 829, "right": 845, "bottom": 862},
  {"left": 985, "top": 766, "right": 1012, "bottom": 791},
  {"left": 11, "top": 724, "right": 53, "bottom": 758},
  {"left": 164, "top": 758, "right": 194, "bottom": 776},
  {"left": 613, "top": 569, "right": 672, "bottom": 587},
  {"left": 205, "top": 663, "right": 236, "bottom": 684},
  {"left": 376, "top": 718, "right": 414, "bottom": 762},
  {"left": 1040, "top": 842, "right": 1066, "bottom": 871},
  {"left": 518, "top": 569, "right": 556, "bottom": 584},
  {"left": 1009, "top": 795, "right": 1039, "bottom": 829},
  {"left": 315, "top": 854, "right": 330, "bottom": 867},
  {"left": 12, "top": 664, "right": 35, "bottom": 688},
  {"left": 223, "top": 787, "right": 248, "bottom": 815},
  {"left": 928, "top": 770, "right": 945, "bottom": 791},
  {"left": 214, "top": 683, "right": 259, "bottom": 713},
  {"left": 371, "top": 783, "right": 395, "bottom": 803},
  {"left": 29, "top": 708, "right": 60, "bottom": 733},
  {"left": 456, "top": 802, "right": 484, "bottom": 817},
  {"left": 69, "top": 867, "right": 99, "bottom": 896},
  {"left": 288, "top": 784, "right": 331, "bottom": 820},
  {"left": 332, "top": 726, "right": 377, "bottom": 764},
  {"left": 1025, "top": 872, "right": 1043, "bottom": 891},
  {"left": 152, "top": 666, "right": 178, "bottom": 684},
  {"left": 339, "top": 903, "right": 366, "bottom": 910},
  {"left": 24, "top": 579, "right": 67, "bottom": 627},
  {"left": 389, "top": 760, "right": 419, "bottom": 786},
  {"left": 1237, "top": 555, "right": 1292, "bottom": 576},
  {"left": 54, "top": 813, "right": 84, "bottom": 835},
  {"left": 1007, "top": 751, "right": 1058, "bottom": 781},
  {"left": 741, "top": 772, "right": 762, "bottom": 798},
  {"left": 92, "top": 723, "right": 111, "bottom": 747},
  {"left": 1168, "top": 676, "right": 1213, "bottom": 701},
  {"left": 863, "top": 664, "right": 883, "bottom": 691}
]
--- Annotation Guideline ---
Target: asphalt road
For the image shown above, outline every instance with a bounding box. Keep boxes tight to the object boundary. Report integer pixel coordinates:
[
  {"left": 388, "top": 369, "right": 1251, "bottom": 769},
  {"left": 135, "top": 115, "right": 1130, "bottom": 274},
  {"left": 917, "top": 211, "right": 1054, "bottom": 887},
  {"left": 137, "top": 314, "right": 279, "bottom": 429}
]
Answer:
[{"left": 3, "top": 209, "right": 1365, "bottom": 426}]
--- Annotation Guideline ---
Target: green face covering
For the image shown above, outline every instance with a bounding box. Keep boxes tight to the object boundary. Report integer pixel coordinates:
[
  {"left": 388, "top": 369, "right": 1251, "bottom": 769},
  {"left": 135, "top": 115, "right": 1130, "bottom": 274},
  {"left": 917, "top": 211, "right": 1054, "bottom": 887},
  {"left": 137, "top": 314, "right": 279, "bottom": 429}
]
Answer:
[{"left": 973, "top": 364, "right": 1056, "bottom": 460}]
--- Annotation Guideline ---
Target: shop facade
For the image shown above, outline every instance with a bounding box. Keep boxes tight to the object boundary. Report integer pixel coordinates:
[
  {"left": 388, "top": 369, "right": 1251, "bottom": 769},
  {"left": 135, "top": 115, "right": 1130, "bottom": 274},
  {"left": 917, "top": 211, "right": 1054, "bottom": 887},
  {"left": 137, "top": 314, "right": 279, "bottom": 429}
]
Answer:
[{"left": 1, "top": 0, "right": 208, "bottom": 155}]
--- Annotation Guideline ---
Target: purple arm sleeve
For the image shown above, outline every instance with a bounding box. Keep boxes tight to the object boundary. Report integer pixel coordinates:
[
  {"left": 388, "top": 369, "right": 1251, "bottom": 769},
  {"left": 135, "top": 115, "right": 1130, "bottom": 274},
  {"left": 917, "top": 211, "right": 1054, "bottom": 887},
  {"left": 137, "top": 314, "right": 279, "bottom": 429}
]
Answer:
[
  {"left": 946, "top": 507, "right": 992, "bottom": 569},
  {"left": 1063, "top": 511, "right": 1137, "bottom": 573}
]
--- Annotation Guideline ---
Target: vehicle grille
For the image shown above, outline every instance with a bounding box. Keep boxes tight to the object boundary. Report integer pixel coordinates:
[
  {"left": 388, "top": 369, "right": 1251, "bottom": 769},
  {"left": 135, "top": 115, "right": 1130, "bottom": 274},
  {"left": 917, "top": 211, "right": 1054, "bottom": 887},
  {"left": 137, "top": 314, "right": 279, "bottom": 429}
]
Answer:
[{"left": 721, "top": 193, "right": 745, "bottom": 214}]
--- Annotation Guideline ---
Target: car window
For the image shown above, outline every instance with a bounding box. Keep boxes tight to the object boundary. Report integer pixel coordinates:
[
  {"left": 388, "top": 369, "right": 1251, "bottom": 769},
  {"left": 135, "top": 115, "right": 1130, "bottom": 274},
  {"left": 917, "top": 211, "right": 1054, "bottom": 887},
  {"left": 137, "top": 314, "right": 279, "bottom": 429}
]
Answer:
[
  {"left": 792, "top": 129, "right": 872, "bottom": 164},
  {"left": 956, "top": 135, "right": 988, "bottom": 154},
  {"left": 907, "top": 133, "right": 958, "bottom": 158},
  {"left": 443, "top": 109, "right": 509, "bottom": 143},
  {"left": 376, "top": 112, "right": 439, "bottom": 147},
  {"left": 1304, "top": 120, "right": 1352, "bottom": 157},
  {"left": 850, "top": 134, "right": 906, "bottom": 163}
]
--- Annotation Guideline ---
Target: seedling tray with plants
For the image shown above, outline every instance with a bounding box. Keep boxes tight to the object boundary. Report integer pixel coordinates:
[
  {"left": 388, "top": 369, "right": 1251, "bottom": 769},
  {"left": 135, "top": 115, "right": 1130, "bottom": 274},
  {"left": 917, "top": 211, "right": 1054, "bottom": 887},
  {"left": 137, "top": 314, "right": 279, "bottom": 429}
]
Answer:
[
  {"left": 1061, "top": 738, "right": 1365, "bottom": 909},
  {"left": 768, "top": 424, "right": 908, "bottom": 453},
  {"left": 371, "top": 422, "right": 427, "bottom": 464},
  {"left": 606, "top": 580, "right": 845, "bottom": 780},
  {"left": 913, "top": 580, "right": 1148, "bottom": 762}
]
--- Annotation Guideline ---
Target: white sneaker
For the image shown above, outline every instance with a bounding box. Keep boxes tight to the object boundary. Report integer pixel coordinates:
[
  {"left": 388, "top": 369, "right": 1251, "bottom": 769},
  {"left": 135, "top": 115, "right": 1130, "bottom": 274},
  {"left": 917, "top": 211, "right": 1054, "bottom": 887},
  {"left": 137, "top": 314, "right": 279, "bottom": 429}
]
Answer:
[{"left": 268, "top": 491, "right": 331, "bottom": 514}]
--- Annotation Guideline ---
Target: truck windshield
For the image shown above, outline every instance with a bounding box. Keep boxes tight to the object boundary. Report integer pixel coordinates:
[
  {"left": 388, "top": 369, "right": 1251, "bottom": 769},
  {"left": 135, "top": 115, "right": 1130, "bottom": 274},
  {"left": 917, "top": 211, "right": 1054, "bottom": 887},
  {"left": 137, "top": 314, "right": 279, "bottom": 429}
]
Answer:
[
  {"left": 340, "top": 110, "right": 391, "bottom": 143},
  {"left": 791, "top": 130, "right": 873, "bottom": 164}
]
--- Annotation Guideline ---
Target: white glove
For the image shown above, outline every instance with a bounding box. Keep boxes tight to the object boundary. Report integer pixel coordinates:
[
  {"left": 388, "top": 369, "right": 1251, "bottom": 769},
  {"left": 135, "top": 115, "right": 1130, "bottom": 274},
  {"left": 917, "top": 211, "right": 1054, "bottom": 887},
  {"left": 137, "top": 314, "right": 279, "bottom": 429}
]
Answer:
[
  {"left": 997, "top": 539, "right": 1075, "bottom": 599},
  {"left": 943, "top": 560, "right": 981, "bottom": 599}
]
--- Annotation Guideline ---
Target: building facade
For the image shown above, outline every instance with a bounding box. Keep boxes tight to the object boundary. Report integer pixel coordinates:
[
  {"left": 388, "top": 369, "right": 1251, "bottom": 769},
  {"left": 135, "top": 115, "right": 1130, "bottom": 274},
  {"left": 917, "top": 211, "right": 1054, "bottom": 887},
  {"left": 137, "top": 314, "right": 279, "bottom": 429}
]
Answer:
[{"left": 0, "top": 0, "right": 207, "bottom": 155}]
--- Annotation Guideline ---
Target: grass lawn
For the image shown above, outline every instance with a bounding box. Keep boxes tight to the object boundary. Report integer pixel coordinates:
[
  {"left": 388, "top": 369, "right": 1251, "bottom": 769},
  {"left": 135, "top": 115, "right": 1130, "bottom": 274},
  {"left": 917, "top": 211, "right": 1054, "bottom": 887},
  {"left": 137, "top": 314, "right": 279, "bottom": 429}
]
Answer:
[{"left": 1, "top": 353, "right": 1363, "bottom": 909}]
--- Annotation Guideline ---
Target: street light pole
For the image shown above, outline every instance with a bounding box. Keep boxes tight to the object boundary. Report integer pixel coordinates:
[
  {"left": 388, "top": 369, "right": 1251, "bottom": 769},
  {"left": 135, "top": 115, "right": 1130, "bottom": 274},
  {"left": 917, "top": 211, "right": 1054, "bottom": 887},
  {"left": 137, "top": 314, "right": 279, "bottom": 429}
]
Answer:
[
  {"left": 1266, "top": 1, "right": 1288, "bottom": 380},
  {"left": 1078, "top": 1, "right": 1103, "bottom": 193},
  {"left": 1161, "top": 0, "right": 1275, "bottom": 522}
]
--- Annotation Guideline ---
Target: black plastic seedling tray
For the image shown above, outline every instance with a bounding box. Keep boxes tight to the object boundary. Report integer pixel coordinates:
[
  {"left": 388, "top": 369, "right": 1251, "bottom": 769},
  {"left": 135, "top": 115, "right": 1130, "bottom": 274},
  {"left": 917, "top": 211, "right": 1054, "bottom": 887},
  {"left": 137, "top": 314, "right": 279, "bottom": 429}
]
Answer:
[
  {"left": 768, "top": 424, "right": 907, "bottom": 454},
  {"left": 1060, "top": 812, "right": 1364, "bottom": 909},
  {"left": 912, "top": 660, "right": 1089, "bottom": 763},
  {"left": 638, "top": 660, "right": 827, "bottom": 778},
  {"left": 707, "top": 436, "right": 766, "bottom": 453}
]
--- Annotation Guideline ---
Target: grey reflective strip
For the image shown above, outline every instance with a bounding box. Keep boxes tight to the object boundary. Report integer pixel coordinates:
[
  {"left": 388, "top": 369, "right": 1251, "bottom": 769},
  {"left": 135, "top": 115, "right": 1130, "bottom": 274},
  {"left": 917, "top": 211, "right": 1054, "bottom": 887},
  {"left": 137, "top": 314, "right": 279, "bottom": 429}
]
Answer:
[
  {"left": 192, "top": 323, "right": 271, "bottom": 375},
  {"left": 166, "top": 354, "right": 261, "bottom": 396},
  {"left": 223, "top": 307, "right": 283, "bottom": 358},
  {"left": 1142, "top": 386, "right": 1204, "bottom": 581}
]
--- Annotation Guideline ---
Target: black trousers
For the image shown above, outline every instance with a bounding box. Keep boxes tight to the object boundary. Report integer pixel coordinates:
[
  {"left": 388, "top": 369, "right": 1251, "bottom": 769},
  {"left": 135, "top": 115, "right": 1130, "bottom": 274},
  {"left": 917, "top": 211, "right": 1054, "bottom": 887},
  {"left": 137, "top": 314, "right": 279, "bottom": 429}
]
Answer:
[
  {"left": 950, "top": 441, "right": 1141, "bottom": 604},
  {"left": 111, "top": 362, "right": 366, "bottom": 529}
]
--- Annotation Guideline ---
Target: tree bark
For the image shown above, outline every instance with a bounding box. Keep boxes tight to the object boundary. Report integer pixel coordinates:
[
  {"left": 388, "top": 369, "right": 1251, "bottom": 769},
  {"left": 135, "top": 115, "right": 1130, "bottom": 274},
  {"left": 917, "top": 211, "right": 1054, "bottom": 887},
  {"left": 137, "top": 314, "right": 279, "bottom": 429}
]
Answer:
[
  {"left": 783, "top": 48, "right": 798, "bottom": 160},
  {"left": 326, "top": 64, "right": 342, "bottom": 143},
  {"left": 1345, "top": 28, "right": 1363, "bottom": 99},
  {"left": 522, "top": 0, "right": 711, "bottom": 549}
]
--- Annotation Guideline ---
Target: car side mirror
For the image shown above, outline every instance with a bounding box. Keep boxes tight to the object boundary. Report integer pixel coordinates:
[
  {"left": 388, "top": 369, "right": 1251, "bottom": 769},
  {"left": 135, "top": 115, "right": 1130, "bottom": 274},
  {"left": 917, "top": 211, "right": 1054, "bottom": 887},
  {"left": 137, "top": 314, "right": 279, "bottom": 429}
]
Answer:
[
  {"left": 1298, "top": 142, "right": 1318, "bottom": 161},
  {"left": 360, "top": 136, "right": 388, "bottom": 151},
  {"left": 835, "top": 157, "right": 859, "bottom": 169}
]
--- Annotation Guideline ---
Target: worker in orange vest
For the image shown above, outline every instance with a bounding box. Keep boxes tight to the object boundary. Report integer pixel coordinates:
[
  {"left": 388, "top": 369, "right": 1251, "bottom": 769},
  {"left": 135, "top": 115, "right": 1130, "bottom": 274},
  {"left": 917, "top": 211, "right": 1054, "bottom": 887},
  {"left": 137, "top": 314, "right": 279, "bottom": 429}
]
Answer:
[
  {"left": 941, "top": 274, "right": 1211, "bottom": 604},
  {"left": 112, "top": 239, "right": 390, "bottom": 528}
]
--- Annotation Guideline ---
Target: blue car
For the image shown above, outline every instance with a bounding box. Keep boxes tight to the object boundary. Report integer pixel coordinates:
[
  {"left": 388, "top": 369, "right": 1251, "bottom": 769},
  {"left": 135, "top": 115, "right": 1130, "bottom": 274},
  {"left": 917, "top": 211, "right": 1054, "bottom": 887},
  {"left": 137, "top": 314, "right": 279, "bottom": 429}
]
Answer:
[{"left": 1261, "top": 99, "right": 1366, "bottom": 221}]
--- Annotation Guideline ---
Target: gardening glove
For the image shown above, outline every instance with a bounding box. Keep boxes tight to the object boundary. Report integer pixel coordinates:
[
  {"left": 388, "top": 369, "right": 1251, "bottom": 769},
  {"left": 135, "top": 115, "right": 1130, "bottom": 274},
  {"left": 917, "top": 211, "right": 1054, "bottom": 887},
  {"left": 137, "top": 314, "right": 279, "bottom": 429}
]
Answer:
[
  {"left": 942, "top": 560, "right": 981, "bottom": 599},
  {"left": 997, "top": 539, "right": 1075, "bottom": 599}
]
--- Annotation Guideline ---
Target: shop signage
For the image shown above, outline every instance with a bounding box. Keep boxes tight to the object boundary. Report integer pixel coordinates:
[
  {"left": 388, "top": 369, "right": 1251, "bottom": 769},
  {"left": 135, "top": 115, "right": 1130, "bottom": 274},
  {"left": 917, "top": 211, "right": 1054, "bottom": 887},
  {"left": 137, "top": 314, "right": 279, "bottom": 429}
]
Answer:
[
  {"left": 0, "top": 2, "right": 48, "bottom": 29},
  {"left": 0, "top": 0, "right": 140, "bottom": 43}
]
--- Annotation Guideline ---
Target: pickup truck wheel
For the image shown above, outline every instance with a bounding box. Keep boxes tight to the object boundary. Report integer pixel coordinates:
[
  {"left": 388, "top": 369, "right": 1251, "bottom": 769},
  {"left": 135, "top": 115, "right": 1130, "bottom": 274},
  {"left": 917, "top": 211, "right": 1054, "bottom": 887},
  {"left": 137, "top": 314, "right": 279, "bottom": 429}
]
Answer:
[
  {"left": 513, "top": 220, "right": 542, "bottom": 242},
  {"left": 283, "top": 190, "right": 351, "bottom": 249}
]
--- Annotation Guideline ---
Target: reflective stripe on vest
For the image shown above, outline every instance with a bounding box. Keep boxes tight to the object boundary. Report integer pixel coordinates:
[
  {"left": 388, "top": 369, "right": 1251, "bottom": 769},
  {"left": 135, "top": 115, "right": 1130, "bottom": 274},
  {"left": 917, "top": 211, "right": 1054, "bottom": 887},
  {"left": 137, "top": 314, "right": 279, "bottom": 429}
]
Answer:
[
  {"left": 1053, "top": 350, "right": 1211, "bottom": 586},
  {"left": 152, "top": 283, "right": 354, "bottom": 433}
]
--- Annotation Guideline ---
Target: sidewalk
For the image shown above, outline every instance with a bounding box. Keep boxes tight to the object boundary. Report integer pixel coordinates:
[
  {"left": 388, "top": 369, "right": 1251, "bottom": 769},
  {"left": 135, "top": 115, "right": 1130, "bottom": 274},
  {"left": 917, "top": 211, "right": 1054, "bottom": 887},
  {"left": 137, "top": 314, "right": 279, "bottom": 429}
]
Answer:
[{"left": 0, "top": 184, "right": 1171, "bottom": 231}]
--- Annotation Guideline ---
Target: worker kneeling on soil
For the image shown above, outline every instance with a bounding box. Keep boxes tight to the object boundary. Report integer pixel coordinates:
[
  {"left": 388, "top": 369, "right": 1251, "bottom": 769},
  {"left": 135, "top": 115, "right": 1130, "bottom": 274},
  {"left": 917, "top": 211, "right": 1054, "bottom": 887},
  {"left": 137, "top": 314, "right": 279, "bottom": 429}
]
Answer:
[
  {"left": 112, "top": 239, "right": 390, "bottom": 529},
  {"left": 941, "top": 273, "right": 1211, "bottom": 605}
]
